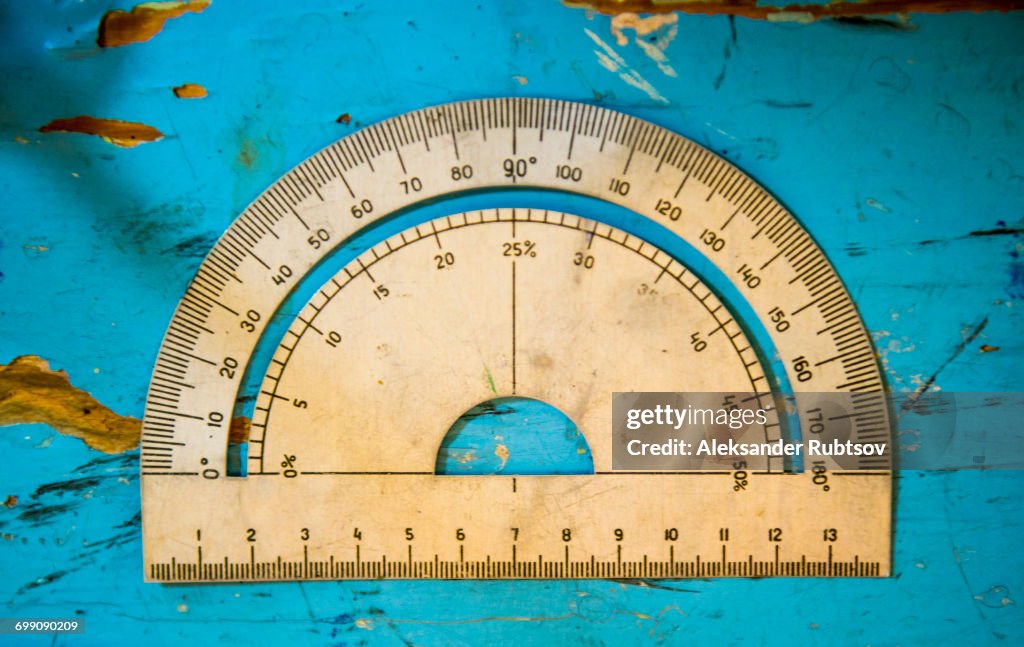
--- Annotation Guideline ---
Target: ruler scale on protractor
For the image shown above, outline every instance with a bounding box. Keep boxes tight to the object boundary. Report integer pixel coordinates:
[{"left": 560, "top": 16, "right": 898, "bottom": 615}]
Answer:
[{"left": 142, "top": 98, "right": 892, "bottom": 582}]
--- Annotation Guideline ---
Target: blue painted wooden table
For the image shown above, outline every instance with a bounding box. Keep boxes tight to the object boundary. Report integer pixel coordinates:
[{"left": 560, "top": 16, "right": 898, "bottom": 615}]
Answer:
[{"left": 1, "top": 1, "right": 1022, "bottom": 644}]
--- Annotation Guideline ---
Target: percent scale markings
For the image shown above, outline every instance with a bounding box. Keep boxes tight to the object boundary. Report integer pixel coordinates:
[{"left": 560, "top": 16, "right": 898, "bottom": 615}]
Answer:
[{"left": 141, "top": 98, "right": 892, "bottom": 581}]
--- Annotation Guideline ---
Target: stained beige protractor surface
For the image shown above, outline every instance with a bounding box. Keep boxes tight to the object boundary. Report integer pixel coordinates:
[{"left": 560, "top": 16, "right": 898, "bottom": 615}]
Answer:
[
  {"left": 250, "top": 211, "right": 774, "bottom": 475},
  {"left": 145, "top": 473, "right": 890, "bottom": 581},
  {"left": 141, "top": 99, "right": 891, "bottom": 581}
]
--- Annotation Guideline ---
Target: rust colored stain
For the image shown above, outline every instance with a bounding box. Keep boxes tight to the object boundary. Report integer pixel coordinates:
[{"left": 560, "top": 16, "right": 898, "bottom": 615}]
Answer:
[
  {"left": 172, "top": 83, "right": 208, "bottom": 99},
  {"left": 236, "top": 139, "right": 258, "bottom": 170},
  {"left": 39, "top": 116, "right": 164, "bottom": 148},
  {"left": 980, "top": 344, "right": 1001, "bottom": 353},
  {"left": 229, "top": 416, "right": 251, "bottom": 444},
  {"left": 98, "top": 1, "right": 211, "bottom": 48},
  {"left": 564, "top": 0, "right": 1024, "bottom": 21},
  {"left": 336, "top": 113, "right": 352, "bottom": 125},
  {"left": 0, "top": 356, "right": 140, "bottom": 454},
  {"left": 3, "top": 495, "right": 16, "bottom": 509}
]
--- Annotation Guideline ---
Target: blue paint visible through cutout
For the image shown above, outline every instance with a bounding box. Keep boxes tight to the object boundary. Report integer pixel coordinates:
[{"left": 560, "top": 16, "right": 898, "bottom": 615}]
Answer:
[{"left": 435, "top": 397, "right": 594, "bottom": 475}]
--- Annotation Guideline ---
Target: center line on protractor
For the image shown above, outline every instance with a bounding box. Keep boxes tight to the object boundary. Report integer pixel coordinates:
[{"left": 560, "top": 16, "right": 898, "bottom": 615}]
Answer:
[
  {"left": 140, "top": 99, "right": 892, "bottom": 582},
  {"left": 511, "top": 257, "right": 517, "bottom": 396},
  {"left": 511, "top": 205, "right": 519, "bottom": 396}
]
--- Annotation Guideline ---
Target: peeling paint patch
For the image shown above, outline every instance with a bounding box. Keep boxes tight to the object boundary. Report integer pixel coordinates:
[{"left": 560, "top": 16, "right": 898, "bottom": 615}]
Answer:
[
  {"left": 3, "top": 495, "right": 16, "bottom": 508},
  {"left": 565, "top": 0, "right": 1024, "bottom": 22},
  {"left": 39, "top": 116, "right": 164, "bottom": 148},
  {"left": 98, "top": 1, "right": 211, "bottom": 48},
  {"left": 336, "top": 113, "right": 352, "bottom": 125},
  {"left": 494, "top": 443, "right": 510, "bottom": 470},
  {"left": 584, "top": 28, "right": 668, "bottom": 104},
  {"left": 604, "top": 13, "right": 679, "bottom": 77},
  {"left": 172, "top": 83, "right": 208, "bottom": 98},
  {"left": 866, "top": 197, "right": 891, "bottom": 213},
  {"left": 610, "top": 12, "right": 677, "bottom": 46},
  {"left": 980, "top": 344, "right": 1001, "bottom": 353},
  {"left": 0, "top": 356, "right": 139, "bottom": 454},
  {"left": 449, "top": 449, "right": 477, "bottom": 465},
  {"left": 229, "top": 416, "right": 251, "bottom": 444},
  {"left": 974, "top": 585, "right": 1014, "bottom": 608},
  {"left": 767, "top": 11, "right": 816, "bottom": 23}
]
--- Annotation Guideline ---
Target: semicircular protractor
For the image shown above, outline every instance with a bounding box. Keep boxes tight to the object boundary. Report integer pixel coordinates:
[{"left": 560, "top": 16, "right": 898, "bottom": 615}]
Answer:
[{"left": 142, "top": 98, "right": 891, "bottom": 582}]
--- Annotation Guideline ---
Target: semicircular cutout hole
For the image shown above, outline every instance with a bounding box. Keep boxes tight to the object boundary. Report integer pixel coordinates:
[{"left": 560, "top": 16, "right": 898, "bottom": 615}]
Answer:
[{"left": 435, "top": 397, "right": 594, "bottom": 475}]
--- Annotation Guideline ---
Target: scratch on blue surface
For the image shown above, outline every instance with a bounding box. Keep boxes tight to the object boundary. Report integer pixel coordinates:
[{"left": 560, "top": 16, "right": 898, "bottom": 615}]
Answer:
[{"left": 1008, "top": 262, "right": 1024, "bottom": 299}]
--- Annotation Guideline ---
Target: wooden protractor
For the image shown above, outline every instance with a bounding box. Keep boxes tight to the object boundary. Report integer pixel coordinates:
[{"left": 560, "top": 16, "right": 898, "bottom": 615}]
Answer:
[{"left": 141, "top": 98, "right": 891, "bottom": 581}]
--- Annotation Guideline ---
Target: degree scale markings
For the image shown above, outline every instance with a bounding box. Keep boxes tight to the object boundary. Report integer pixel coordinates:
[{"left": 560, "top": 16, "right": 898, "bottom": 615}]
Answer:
[
  {"left": 247, "top": 209, "right": 773, "bottom": 476},
  {"left": 141, "top": 98, "right": 892, "bottom": 580},
  {"left": 141, "top": 98, "right": 889, "bottom": 474}
]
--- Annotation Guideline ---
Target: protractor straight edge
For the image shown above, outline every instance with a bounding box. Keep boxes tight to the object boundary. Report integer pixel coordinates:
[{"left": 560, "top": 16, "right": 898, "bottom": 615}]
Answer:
[{"left": 141, "top": 98, "right": 892, "bottom": 582}]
